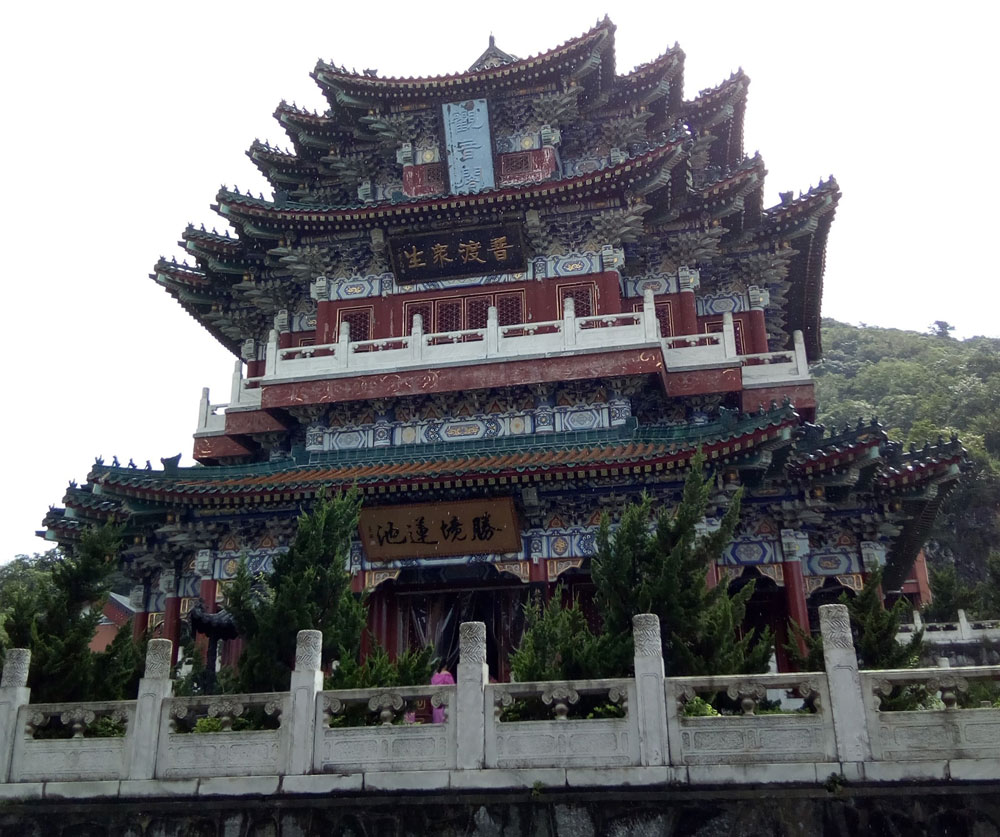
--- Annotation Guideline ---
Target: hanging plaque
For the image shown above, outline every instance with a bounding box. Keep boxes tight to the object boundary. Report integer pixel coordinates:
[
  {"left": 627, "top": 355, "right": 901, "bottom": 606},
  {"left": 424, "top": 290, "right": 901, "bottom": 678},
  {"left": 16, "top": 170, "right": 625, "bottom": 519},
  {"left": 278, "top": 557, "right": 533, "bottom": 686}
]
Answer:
[
  {"left": 359, "top": 497, "right": 521, "bottom": 561},
  {"left": 389, "top": 222, "right": 526, "bottom": 284},
  {"left": 443, "top": 99, "right": 495, "bottom": 195}
]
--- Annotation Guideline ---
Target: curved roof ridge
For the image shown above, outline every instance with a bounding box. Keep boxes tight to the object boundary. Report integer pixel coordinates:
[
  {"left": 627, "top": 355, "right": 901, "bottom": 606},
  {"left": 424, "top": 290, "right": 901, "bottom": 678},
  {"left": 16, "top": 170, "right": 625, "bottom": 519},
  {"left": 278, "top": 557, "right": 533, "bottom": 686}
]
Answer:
[
  {"left": 688, "top": 68, "right": 749, "bottom": 105},
  {"left": 311, "top": 16, "right": 614, "bottom": 86},
  {"left": 618, "top": 42, "right": 684, "bottom": 81}
]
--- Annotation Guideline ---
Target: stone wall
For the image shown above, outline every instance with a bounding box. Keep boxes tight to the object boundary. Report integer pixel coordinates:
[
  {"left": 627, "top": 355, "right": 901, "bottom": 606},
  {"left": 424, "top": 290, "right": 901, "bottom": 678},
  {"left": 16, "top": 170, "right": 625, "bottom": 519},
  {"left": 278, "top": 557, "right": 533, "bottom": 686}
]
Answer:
[{"left": 3, "top": 786, "right": 1000, "bottom": 836}]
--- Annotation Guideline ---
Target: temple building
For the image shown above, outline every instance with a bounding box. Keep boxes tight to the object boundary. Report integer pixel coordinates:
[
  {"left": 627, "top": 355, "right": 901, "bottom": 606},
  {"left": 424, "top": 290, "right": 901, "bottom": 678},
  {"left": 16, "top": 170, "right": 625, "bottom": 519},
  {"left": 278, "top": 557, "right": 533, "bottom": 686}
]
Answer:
[{"left": 42, "top": 19, "right": 963, "bottom": 674}]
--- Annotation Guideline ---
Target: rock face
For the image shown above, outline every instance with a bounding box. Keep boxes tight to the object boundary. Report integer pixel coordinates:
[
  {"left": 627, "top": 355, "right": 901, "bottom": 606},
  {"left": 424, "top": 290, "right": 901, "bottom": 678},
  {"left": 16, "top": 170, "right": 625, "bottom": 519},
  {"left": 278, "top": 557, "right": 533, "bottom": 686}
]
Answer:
[{"left": 3, "top": 789, "right": 1000, "bottom": 836}]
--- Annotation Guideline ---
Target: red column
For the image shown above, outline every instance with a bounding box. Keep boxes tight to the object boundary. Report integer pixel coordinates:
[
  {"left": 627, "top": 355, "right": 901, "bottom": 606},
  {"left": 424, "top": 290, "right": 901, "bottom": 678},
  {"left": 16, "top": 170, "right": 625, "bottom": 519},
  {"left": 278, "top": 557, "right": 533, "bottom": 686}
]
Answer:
[
  {"left": 132, "top": 611, "right": 149, "bottom": 642},
  {"left": 781, "top": 529, "right": 811, "bottom": 660},
  {"left": 677, "top": 267, "right": 700, "bottom": 335},
  {"left": 705, "top": 561, "right": 718, "bottom": 590},
  {"left": 162, "top": 595, "right": 182, "bottom": 667},
  {"left": 783, "top": 558, "right": 810, "bottom": 644},
  {"left": 748, "top": 308, "right": 769, "bottom": 354},
  {"left": 747, "top": 286, "right": 770, "bottom": 354},
  {"left": 677, "top": 290, "right": 698, "bottom": 335}
]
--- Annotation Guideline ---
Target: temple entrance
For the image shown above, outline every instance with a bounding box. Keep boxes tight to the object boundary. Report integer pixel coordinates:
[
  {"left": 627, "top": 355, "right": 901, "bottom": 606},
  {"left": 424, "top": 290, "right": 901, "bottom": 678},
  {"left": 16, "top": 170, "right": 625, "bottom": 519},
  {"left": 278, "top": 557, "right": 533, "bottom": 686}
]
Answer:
[
  {"left": 367, "top": 569, "right": 529, "bottom": 681},
  {"left": 729, "top": 568, "right": 785, "bottom": 669}
]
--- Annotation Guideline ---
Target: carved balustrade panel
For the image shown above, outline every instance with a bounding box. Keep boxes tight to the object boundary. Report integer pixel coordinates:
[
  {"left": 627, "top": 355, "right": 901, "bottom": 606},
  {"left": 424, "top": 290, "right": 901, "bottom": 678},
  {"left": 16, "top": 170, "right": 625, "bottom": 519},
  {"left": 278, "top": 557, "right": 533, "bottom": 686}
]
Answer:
[
  {"left": 665, "top": 673, "right": 837, "bottom": 766},
  {"left": 315, "top": 684, "right": 456, "bottom": 773},
  {"left": 485, "top": 679, "right": 638, "bottom": 769},
  {"left": 12, "top": 701, "right": 135, "bottom": 782},
  {"left": 156, "top": 693, "right": 288, "bottom": 779},
  {"left": 861, "top": 666, "right": 1000, "bottom": 761}
]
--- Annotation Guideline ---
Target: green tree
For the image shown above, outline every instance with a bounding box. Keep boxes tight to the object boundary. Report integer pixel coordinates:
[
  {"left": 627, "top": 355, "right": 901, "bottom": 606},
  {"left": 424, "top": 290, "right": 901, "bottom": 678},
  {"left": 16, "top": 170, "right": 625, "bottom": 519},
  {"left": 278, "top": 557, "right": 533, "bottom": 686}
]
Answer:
[
  {"left": 847, "top": 568, "right": 922, "bottom": 670},
  {"left": 226, "top": 488, "right": 368, "bottom": 693},
  {"left": 511, "top": 452, "right": 773, "bottom": 679},
  {"left": 0, "top": 528, "right": 144, "bottom": 702},
  {"left": 975, "top": 553, "right": 1000, "bottom": 618},
  {"left": 924, "top": 564, "right": 977, "bottom": 622},
  {"left": 509, "top": 587, "right": 603, "bottom": 682}
]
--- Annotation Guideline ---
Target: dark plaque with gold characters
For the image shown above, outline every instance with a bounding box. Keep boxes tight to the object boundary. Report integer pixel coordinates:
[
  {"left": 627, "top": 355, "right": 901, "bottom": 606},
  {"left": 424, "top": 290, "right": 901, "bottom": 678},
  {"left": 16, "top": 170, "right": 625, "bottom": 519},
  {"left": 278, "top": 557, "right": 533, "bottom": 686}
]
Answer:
[
  {"left": 359, "top": 497, "right": 521, "bottom": 561},
  {"left": 389, "top": 223, "right": 526, "bottom": 285}
]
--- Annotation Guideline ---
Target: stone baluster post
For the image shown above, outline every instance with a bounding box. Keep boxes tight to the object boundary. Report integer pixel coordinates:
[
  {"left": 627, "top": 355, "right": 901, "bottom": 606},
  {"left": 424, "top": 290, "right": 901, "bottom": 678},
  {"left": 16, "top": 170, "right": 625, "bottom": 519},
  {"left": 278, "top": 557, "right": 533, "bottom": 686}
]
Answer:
[
  {"left": 562, "top": 295, "right": 576, "bottom": 346},
  {"left": 0, "top": 649, "right": 30, "bottom": 783},
  {"left": 229, "top": 358, "right": 244, "bottom": 405},
  {"left": 128, "top": 639, "right": 173, "bottom": 781},
  {"left": 338, "top": 321, "right": 351, "bottom": 369},
  {"left": 642, "top": 287, "right": 659, "bottom": 340},
  {"left": 722, "top": 311, "right": 738, "bottom": 357},
  {"left": 410, "top": 314, "right": 424, "bottom": 361},
  {"left": 197, "top": 387, "right": 211, "bottom": 432},
  {"left": 456, "top": 622, "right": 488, "bottom": 769},
  {"left": 793, "top": 329, "right": 807, "bottom": 374},
  {"left": 287, "top": 630, "right": 323, "bottom": 776},
  {"left": 819, "top": 604, "right": 871, "bottom": 764},
  {"left": 486, "top": 306, "right": 499, "bottom": 356},
  {"left": 632, "top": 614, "right": 668, "bottom": 766},
  {"left": 264, "top": 328, "right": 279, "bottom": 376}
]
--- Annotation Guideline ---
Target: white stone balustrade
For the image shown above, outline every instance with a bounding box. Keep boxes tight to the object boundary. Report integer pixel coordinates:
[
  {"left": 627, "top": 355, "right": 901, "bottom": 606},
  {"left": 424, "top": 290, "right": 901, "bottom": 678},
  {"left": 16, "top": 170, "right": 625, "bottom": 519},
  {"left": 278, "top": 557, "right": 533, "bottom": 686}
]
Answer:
[
  {"left": 195, "top": 297, "right": 810, "bottom": 435},
  {"left": 5, "top": 612, "right": 1000, "bottom": 796}
]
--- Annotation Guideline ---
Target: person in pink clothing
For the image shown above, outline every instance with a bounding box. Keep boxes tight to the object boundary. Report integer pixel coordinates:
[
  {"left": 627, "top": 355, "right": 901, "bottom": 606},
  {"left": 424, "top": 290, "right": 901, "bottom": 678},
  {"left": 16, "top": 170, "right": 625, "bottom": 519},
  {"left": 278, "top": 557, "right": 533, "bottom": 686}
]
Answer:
[{"left": 430, "top": 664, "right": 455, "bottom": 723}]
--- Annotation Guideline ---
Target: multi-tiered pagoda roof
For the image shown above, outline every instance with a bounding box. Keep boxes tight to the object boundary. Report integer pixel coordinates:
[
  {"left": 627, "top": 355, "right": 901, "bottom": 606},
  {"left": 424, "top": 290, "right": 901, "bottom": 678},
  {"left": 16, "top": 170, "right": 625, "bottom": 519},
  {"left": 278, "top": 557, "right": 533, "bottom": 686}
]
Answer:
[{"left": 44, "top": 20, "right": 961, "bottom": 670}]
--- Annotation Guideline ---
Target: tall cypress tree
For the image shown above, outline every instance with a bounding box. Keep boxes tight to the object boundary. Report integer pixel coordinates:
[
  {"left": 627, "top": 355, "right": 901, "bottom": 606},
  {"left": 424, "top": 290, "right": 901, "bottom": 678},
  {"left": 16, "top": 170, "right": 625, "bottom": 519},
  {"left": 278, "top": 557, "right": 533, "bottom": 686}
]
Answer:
[
  {"left": 226, "top": 488, "right": 367, "bottom": 692},
  {"left": 512, "top": 452, "right": 772, "bottom": 679},
  {"left": 1, "top": 526, "right": 143, "bottom": 702}
]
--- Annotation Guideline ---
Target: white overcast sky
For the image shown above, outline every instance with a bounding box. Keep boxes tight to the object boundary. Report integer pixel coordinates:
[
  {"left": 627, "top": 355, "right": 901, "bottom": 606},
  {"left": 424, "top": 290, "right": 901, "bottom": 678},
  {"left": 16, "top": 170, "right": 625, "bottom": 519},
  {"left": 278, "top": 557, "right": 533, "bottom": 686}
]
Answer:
[{"left": 1, "top": 1, "right": 996, "bottom": 560}]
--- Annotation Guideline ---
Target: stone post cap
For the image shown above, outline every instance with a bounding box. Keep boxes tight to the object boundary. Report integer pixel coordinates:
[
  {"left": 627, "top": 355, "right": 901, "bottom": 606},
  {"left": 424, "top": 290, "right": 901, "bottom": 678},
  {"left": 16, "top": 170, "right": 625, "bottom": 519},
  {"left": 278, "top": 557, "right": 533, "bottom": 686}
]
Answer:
[
  {"left": 818, "top": 604, "right": 855, "bottom": 651},
  {"left": 459, "top": 622, "right": 487, "bottom": 665},
  {"left": 1, "top": 648, "right": 30, "bottom": 688},
  {"left": 145, "top": 639, "right": 173, "bottom": 680},
  {"left": 295, "top": 630, "right": 323, "bottom": 672},
  {"left": 632, "top": 613, "right": 662, "bottom": 657}
]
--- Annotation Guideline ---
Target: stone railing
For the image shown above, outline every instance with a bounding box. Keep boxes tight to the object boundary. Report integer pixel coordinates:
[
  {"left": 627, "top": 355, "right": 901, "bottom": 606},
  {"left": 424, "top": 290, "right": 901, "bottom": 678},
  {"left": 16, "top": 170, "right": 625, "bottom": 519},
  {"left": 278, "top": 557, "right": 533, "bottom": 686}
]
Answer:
[
  {"left": 3, "top": 605, "right": 998, "bottom": 799},
  {"left": 194, "top": 293, "right": 810, "bottom": 433}
]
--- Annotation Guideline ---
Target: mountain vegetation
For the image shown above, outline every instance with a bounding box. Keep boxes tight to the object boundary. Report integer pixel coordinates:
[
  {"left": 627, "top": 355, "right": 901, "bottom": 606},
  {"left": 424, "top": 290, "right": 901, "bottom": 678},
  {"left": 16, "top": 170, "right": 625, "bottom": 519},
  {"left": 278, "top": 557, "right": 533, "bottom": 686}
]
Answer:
[{"left": 814, "top": 319, "right": 1000, "bottom": 583}]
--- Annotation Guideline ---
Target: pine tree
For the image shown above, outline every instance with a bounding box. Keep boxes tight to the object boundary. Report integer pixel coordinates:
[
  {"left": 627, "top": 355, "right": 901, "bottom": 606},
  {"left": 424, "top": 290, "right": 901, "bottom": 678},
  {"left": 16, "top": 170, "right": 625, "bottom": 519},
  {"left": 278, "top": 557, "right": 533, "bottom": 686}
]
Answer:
[
  {"left": 226, "top": 488, "right": 368, "bottom": 692},
  {"left": 0, "top": 526, "right": 144, "bottom": 702},
  {"left": 509, "top": 587, "right": 603, "bottom": 682},
  {"left": 924, "top": 564, "right": 977, "bottom": 622},
  {"left": 512, "top": 452, "right": 773, "bottom": 679},
  {"left": 847, "top": 568, "right": 922, "bottom": 669}
]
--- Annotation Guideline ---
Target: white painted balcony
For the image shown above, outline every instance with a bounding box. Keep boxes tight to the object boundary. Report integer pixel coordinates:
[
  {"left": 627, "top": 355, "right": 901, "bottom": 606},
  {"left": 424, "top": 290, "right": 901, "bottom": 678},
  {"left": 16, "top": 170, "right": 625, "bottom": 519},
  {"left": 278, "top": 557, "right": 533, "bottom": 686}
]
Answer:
[{"left": 194, "top": 291, "right": 811, "bottom": 434}]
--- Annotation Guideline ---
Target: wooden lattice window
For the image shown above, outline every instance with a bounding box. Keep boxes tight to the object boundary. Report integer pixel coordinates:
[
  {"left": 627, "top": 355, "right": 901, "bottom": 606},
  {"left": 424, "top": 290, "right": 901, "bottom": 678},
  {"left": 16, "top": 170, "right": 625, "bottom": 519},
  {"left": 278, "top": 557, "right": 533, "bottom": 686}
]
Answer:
[
  {"left": 436, "top": 299, "right": 464, "bottom": 333},
  {"left": 495, "top": 292, "right": 523, "bottom": 326},
  {"left": 466, "top": 296, "right": 492, "bottom": 330},
  {"left": 557, "top": 283, "right": 595, "bottom": 318},
  {"left": 404, "top": 291, "right": 526, "bottom": 334},
  {"left": 337, "top": 307, "right": 373, "bottom": 342},
  {"left": 403, "top": 301, "right": 433, "bottom": 334}
]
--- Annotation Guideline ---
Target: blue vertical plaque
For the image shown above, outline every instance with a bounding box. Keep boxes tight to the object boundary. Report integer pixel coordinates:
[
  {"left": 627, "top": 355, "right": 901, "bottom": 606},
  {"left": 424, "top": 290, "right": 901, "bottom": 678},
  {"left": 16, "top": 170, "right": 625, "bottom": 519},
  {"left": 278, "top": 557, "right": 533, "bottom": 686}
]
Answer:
[{"left": 443, "top": 99, "right": 495, "bottom": 195}]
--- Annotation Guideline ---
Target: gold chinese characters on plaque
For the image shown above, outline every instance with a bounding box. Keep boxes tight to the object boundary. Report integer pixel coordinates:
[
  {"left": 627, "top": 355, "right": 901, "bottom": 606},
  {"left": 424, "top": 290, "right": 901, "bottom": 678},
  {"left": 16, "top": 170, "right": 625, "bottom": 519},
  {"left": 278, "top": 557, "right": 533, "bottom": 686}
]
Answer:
[{"left": 359, "top": 498, "right": 520, "bottom": 562}]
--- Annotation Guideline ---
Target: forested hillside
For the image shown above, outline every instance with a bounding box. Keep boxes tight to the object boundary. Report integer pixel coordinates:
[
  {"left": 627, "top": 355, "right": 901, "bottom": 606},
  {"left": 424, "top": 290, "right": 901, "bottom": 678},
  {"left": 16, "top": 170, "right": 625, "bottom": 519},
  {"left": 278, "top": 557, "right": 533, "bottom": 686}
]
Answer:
[{"left": 813, "top": 319, "right": 1000, "bottom": 579}]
